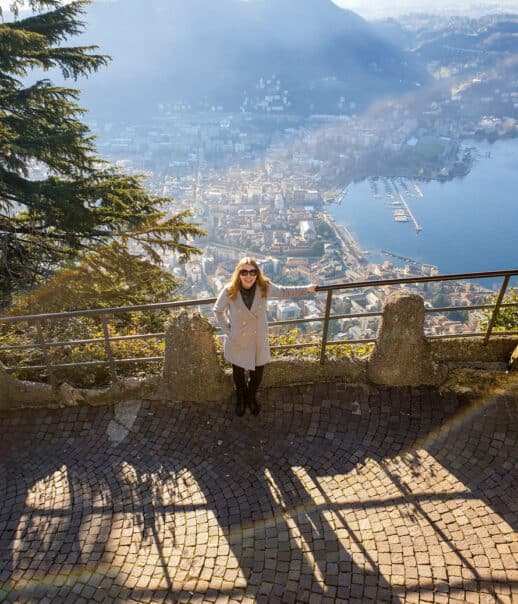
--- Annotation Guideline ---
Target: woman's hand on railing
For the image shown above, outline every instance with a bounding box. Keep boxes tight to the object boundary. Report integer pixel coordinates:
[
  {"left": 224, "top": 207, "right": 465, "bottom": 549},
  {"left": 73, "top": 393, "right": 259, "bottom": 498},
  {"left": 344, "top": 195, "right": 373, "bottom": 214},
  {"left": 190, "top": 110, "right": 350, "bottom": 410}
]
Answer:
[{"left": 308, "top": 284, "right": 318, "bottom": 293}]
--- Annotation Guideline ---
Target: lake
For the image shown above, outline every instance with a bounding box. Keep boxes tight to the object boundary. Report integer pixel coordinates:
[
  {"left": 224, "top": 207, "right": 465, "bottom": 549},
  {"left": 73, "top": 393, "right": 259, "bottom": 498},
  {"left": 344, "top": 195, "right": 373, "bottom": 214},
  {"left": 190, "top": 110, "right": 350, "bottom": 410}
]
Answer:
[{"left": 327, "top": 138, "right": 518, "bottom": 278}]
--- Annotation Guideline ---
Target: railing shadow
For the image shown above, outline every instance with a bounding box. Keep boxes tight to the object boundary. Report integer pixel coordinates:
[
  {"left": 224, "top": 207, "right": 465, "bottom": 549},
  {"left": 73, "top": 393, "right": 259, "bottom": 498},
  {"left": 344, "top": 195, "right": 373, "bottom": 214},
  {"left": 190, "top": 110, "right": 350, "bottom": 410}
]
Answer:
[
  {"left": 0, "top": 383, "right": 516, "bottom": 602},
  {"left": 415, "top": 379, "right": 518, "bottom": 529}
]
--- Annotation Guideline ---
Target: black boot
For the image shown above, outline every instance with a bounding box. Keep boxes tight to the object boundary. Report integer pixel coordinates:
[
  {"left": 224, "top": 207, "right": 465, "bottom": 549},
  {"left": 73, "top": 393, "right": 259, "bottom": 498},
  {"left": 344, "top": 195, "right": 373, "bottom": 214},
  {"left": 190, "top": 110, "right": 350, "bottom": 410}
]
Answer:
[
  {"left": 247, "top": 385, "right": 260, "bottom": 416},
  {"left": 235, "top": 387, "right": 246, "bottom": 417}
]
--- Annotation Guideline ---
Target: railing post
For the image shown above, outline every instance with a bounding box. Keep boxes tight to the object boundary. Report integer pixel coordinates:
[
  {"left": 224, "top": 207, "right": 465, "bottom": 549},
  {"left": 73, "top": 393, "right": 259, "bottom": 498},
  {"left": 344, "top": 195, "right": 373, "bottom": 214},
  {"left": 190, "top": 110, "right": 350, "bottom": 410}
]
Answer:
[
  {"left": 483, "top": 275, "right": 510, "bottom": 345},
  {"left": 34, "top": 318, "right": 56, "bottom": 386},
  {"left": 319, "top": 289, "right": 333, "bottom": 364},
  {"left": 101, "top": 316, "right": 118, "bottom": 382}
]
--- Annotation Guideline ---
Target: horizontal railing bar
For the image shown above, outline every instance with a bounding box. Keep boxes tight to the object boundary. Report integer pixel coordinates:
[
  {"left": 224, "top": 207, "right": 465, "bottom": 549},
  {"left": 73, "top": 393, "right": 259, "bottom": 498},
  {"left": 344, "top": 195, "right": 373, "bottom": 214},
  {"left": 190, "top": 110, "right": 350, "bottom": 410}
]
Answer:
[
  {"left": 268, "top": 302, "right": 518, "bottom": 330},
  {"left": 267, "top": 317, "right": 325, "bottom": 327},
  {"left": 114, "top": 356, "right": 163, "bottom": 364},
  {"left": 426, "top": 331, "right": 484, "bottom": 339},
  {"left": 426, "top": 304, "right": 482, "bottom": 314},
  {"left": 327, "top": 338, "right": 376, "bottom": 345},
  {"left": 426, "top": 302, "right": 518, "bottom": 314},
  {"left": 6, "top": 330, "right": 517, "bottom": 373},
  {"left": 11, "top": 360, "right": 112, "bottom": 371},
  {"left": 4, "top": 300, "right": 515, "bottom": 353},
  {"left": 426, "top": 330, "right": 518, "bottom": 340},
  {"left": 9, "top": 356, "right": 165, "bottom": 372},
  {"left": 270, "top": 342, "right": 320, "bottom": 351},
  {"left": 1, "top": 269, "right": 516, "bottom": 326},
  {"left": 0, "top": 298, "right": 217, "bottom": 324},
  {"left": 0, "top": 332, "right": 166, "bottom": 353},
  {"left": 259, "top": 311, "right": 383, "bottom": 328},
  {"left": 268, "top": 302, "right": 518, "bottom": 327},
  {"left": 328, "top": 311, "right": 381, "bottom": 321},
  {"left": 315, "top": 269, "right": 518, "bottom": 293},
  {"left": 0, "top": 342, "right": 49, "bottom": 353},
  {"left": 256, "top": 301, "right": 518, "bottom": 330}
]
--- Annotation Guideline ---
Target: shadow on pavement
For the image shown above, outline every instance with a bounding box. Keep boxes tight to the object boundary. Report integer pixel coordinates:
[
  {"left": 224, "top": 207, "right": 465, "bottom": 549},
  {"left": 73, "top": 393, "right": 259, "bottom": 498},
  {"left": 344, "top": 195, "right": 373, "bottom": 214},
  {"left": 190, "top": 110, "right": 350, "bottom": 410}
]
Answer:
[{"left": 0, "top": 382, "right": 515, "bottom": 602}]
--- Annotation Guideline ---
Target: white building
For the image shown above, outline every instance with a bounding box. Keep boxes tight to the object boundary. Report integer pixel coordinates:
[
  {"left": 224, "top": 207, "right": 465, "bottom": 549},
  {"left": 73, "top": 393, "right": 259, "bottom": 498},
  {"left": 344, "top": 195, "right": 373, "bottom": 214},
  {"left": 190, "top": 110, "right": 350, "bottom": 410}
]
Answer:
[
  {"left": 277, "top": 301, "right": 302, "bottom": 321},
  {"left": 299, "top": 220, "right": 316, "bottom": 242}
]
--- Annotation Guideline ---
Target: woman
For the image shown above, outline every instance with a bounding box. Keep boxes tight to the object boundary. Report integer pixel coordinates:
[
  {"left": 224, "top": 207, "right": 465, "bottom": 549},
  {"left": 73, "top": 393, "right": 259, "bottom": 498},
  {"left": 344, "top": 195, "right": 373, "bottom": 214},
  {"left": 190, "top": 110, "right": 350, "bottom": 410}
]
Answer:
[{"left": 214, "top": 257, "right": 317, "bottom": 416}]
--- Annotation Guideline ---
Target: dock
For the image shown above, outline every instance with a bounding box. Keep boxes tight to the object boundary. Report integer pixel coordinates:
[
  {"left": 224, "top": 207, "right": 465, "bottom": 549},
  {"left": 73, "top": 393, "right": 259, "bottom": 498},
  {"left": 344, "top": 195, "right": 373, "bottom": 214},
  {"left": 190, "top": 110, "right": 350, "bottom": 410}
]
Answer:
[
  {"left": 336, "top": 187, "right": 347, "bottom": 204},
  {"left": 399, "top": 192, "right": 422, "bottom": 232},
  {"left": 390, "top": 179, "right": 422, "bottom": 233},
  {"left": 381, "top": 250, "right": 422, "bottom": 266}
]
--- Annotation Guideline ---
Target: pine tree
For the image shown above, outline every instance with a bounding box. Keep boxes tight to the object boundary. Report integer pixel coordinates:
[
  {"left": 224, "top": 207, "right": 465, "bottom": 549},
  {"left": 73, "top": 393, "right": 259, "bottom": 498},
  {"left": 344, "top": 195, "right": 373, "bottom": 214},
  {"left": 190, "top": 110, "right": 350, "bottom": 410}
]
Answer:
[{"left": 0, "top": 0, "right": 204, "bottom": 309}]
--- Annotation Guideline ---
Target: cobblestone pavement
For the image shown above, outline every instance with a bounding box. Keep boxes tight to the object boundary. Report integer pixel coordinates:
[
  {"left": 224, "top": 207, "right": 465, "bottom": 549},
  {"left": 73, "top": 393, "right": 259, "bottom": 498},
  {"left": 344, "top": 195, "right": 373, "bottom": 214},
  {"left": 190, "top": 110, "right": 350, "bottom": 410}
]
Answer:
[{"left": 0, "top": 382, "right": 517, "bottom": 603}]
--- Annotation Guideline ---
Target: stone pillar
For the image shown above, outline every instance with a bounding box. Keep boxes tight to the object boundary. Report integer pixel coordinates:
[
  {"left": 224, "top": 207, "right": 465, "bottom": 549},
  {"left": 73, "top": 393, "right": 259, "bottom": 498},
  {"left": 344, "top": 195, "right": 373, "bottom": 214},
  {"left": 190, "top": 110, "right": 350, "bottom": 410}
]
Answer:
[
  {"left": 367, "top": 291, "right": 443, "bottom": 386},
  {"left": 161, "top": 311, "right": 232, "bottom": 402}
]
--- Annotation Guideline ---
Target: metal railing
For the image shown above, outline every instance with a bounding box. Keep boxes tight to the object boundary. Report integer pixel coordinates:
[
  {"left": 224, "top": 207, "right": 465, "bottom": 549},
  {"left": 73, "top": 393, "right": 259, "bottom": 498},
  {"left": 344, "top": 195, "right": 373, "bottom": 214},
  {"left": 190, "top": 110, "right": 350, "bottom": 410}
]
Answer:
[{"left": 1, "top": 268, "right": 517, "bottom": 384}]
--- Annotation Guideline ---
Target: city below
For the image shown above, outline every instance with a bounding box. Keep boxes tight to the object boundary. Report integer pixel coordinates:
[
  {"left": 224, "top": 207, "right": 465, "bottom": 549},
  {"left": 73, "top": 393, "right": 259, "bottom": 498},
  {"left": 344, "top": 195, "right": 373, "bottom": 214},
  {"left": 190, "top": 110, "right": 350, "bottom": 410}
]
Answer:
[{"left": 74, "top": 66, "right": 518, "bottom": 342}]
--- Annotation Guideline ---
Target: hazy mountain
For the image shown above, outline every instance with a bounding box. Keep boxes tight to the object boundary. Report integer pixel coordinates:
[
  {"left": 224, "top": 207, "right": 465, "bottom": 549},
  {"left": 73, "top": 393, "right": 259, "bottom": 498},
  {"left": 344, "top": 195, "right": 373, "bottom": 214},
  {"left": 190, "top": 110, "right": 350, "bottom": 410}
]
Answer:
[
  {"left": 400, "top": 14, "right": 518, "bottom": 57},
  {"left": 78, "top": 0, "right": 426, "bottom": 117},
  {"left": 332, "top": 0, "right": 518, "bottom": 20}
]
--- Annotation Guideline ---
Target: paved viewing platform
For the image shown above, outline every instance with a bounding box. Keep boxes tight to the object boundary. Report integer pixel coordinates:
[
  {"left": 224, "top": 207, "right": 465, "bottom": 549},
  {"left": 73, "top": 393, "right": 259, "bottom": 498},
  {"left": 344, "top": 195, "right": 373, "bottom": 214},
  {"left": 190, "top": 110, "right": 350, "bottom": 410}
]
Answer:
[{"left": 0, "top": 382, "right": 517, "bottom": 603}]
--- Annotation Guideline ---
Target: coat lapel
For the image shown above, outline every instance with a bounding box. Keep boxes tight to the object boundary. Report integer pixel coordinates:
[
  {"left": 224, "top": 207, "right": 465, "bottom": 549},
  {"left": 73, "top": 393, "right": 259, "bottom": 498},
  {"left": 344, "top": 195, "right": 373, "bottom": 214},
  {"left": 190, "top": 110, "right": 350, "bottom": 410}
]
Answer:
[{"left": 249, "top": 287, "right": 262, "bottom": 317}]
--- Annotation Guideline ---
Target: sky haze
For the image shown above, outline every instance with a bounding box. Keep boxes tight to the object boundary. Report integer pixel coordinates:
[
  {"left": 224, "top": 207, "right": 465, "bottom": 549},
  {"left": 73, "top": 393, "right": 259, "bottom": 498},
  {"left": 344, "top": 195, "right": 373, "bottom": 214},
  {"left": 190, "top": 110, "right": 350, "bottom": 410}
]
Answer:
[{"left": 3, "top": 1, "right": 518, "bottom": 18}]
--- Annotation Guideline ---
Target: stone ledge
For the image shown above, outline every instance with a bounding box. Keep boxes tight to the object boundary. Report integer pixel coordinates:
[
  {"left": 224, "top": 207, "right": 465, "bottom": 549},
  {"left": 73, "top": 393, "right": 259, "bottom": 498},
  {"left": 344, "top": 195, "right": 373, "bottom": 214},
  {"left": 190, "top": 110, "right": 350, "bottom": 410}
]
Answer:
[
  {"left": 2, "top": 340, "right": 517, "bottom": 411},
  {"left": 1, "top": 295, "right": 517, "bottom": 410},
  {"left": 261, "top": 356, "right": 367, "bottom": 388},
  {"left": 439, "top": 367, "right": 518, "bottom": 398},
  {"left": 430, "top": 336, "right": 517, "bottom": 363}
]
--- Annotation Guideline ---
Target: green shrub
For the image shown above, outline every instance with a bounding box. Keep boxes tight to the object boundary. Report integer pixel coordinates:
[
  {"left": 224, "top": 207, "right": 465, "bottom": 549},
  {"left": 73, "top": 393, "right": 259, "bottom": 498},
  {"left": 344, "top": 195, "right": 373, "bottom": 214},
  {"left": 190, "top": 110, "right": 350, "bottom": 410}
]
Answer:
[{"left": 480, "top": 287, "right": 518, "bottom": 332}]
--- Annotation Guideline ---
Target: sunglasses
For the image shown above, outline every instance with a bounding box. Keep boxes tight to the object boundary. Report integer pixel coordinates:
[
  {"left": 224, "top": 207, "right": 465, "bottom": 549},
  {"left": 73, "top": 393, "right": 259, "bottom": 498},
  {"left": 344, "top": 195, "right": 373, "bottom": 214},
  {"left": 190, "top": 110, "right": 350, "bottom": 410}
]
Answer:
[{"left": 239, "top": 269, "right": 258, "bottom": 277}]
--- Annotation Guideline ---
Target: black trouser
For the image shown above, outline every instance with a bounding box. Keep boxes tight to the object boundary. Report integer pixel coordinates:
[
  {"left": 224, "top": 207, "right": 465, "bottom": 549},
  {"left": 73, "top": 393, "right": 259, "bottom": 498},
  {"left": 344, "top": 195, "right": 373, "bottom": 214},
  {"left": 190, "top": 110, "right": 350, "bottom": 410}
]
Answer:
[{"left": 232, "top": 364, "right": 264, "bottom": 392}]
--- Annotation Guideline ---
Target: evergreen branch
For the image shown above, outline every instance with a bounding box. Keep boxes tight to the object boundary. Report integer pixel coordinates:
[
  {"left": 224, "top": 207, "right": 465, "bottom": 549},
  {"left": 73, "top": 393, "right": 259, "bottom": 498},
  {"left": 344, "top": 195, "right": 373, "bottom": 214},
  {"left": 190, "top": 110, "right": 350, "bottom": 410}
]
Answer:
[
  {"left": 1, "top": 2, "right": 108, "bottom": 79},
  {"left": 2, "top": 2, "right": 63, "bottom": 22},
  {"left": 13, "top": 1, "right": 91, "bottom": 43},
  {"left": 27, "top": 46, "right": 109, "bottom": 79}
]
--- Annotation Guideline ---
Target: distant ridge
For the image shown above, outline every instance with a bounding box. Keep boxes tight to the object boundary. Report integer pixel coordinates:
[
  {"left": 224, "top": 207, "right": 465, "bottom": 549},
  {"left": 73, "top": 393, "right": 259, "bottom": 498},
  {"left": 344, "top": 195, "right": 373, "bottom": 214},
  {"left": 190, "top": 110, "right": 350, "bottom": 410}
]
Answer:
[
  {"left": 415, "top": 15, "right": 518, "bottom": 57},
  {"left": 79, "top": 0, "right": 425, "bottom": 117}
]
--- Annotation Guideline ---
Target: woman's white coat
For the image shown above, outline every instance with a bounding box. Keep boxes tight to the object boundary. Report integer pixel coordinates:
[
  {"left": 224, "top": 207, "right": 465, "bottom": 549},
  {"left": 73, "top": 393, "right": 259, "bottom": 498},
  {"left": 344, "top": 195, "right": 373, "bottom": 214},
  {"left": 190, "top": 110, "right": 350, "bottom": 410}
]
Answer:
[{"left": 214, "top": 282, "right": 311, "bottom": 370}]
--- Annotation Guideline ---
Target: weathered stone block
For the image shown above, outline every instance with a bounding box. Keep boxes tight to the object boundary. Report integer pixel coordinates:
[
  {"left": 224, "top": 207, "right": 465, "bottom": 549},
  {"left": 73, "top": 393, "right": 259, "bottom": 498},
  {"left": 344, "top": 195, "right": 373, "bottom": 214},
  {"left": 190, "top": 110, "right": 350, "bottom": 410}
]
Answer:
[
  {"left": 262, "top": 357, "right": 367, "bottom": 388},
  {"left": 161, "top": 311, "right": 232, "bottom": 402},
  {"left": 0, "top": 361, "right": 159, "bottom": 409},
  {"left": 367, "top": 291, "right": 444, "bottom": 386},
  {"left": 430, "top": 336, "right": 518, "bottom": 364},
  {"left": 0, "top": 362, "right": 56, "bottom": 409}
]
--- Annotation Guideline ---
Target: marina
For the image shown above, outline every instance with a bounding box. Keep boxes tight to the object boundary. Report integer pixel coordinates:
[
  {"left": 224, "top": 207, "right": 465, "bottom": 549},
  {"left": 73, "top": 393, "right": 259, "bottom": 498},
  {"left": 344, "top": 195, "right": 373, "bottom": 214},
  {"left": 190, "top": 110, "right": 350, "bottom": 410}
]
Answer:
[
  {"left": 388, "top": 178, "right": 422, "bottom": 232},
  {"left": 382, "top": 178, "right": 395, "bottom": 199},
  {"left": 326, "top": 140, "right": 518, "bottom": 275},
  {"left": 353, "top": 177, "right": 424, "bottom": 232},
  {"left": 368, "top": 177, "right": 382, "bottom": 199}
]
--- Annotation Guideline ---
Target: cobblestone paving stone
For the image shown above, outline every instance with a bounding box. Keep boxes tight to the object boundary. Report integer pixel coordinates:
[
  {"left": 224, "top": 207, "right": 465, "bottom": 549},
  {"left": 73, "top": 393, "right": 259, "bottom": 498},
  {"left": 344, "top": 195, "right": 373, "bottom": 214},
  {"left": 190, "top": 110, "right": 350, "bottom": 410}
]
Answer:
[{"left": 0, "top": 382, "right": 517, "bottom": 603}]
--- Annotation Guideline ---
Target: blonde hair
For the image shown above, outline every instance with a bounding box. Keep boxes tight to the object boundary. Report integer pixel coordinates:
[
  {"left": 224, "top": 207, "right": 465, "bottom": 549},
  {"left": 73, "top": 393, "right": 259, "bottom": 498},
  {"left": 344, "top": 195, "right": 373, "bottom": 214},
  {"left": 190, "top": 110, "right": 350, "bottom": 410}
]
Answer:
[{"left": 227, "top": 257, "right": 270, "bottom": 300}]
